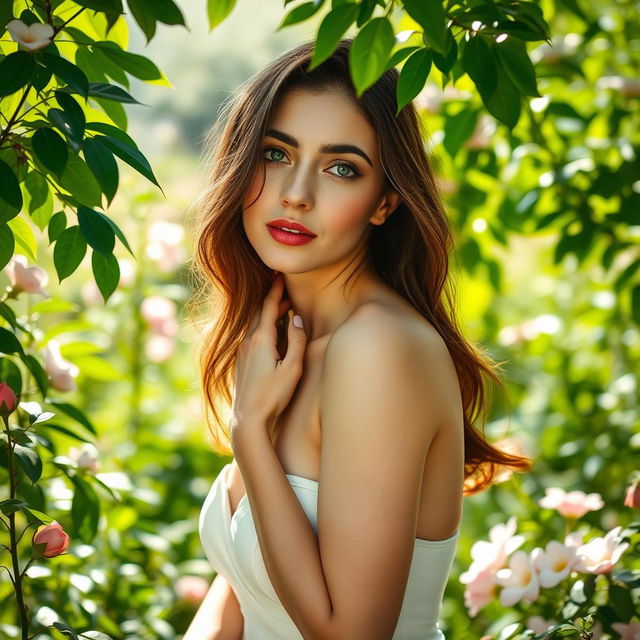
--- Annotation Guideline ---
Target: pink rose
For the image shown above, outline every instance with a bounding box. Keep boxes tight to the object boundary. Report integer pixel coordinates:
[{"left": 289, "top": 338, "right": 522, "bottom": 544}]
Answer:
[
  {"left": 4, "top": 254, "right": 50, "bottom": 298},
  {"left": 0, "top": 382, "right": 18, "bottom": 417},
  {"left": 539, "top": 487, "right": 604, "bottom": 518},
  {"left": 32, "top": 521, "right": 70, "bottom": 558}
]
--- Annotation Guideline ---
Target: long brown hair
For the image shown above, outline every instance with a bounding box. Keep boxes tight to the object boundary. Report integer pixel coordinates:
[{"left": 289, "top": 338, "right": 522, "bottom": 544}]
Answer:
[{"left": 187, "top": 37, "right": 532, "bottom": 496}]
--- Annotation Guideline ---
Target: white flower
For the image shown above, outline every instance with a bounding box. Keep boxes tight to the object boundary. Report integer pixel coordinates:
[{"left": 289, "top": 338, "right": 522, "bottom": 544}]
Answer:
[
  {"left": 573, "top": 526, "right": 630, "bottom": 574},
  {"left": 495, "top": 549, "right": 540, "bottom": 606},
  {"left": 7, "top": 19, "right": 54, "bottom": 52},
  {"left": 530, "top": 540, "right": 577, "bottom": 588}
]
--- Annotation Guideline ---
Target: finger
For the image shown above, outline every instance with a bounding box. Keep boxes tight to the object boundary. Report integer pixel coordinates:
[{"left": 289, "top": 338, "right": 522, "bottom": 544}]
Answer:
[
  {"left": 282, "top": 309, "right": 307, "bottom": 369},
  {"left": 258, "top": 273, "right": 285, "bottom": 333}
]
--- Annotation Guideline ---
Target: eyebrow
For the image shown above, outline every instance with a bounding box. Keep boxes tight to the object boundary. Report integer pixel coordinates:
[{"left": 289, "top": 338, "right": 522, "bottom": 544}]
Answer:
[{"left": 265, "top": 128, "right": 373, "bottom": 167}]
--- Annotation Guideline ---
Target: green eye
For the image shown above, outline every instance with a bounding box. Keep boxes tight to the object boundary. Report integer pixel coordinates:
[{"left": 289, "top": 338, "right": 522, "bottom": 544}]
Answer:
[{"left": 263, "top": 146, "right": 361, "bottom": 180}]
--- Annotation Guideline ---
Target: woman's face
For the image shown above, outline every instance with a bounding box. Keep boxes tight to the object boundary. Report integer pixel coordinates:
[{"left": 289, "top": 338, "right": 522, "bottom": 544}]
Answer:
[{"left": 241, "top": 87, "right": 398, "bottom": 275}]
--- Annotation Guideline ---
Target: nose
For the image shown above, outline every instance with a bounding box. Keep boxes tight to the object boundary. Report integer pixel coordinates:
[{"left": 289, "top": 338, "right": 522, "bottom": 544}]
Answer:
[{"left": 280, "top": 166, "right": 314, "bottom": 211}]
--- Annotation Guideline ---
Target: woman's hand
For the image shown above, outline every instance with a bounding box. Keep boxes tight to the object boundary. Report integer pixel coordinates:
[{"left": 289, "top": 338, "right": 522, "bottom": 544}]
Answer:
[{"left": 230, "top": 272, "right": 308, "bottom": 442}]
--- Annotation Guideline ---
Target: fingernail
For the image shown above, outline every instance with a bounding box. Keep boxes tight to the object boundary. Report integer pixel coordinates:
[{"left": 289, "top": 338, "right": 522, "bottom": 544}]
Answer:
[{"left": 293, "top": 314, "right": 303, "bottom": 328}]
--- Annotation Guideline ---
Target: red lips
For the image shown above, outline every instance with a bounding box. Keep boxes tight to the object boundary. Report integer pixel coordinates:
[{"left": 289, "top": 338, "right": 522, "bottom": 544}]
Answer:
[{"left": 266, "top": 218, "right": 316, "bottom": 237}]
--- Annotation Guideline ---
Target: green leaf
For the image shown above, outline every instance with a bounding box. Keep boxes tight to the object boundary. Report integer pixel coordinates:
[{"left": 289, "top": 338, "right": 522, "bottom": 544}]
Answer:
[
  {"left": 71, "top": 475, "right": 100, "bottom": 543},
  {"left": 48, "top": 107, "right": 83, "bottom": 151},
  {"left": 55, "top": 90, "right": 86, "bottom": 134},
  {"left": 494, "top": 37, "right": 540, "bottom": 97},
  {"left": 632, "top": 285, "right": 640, "bottom": 324},
  {"left": 396, "top": 47, "right": 433, "bottom": 114},
  {"left": 92, "top": 208, "right": 135, "bottom": 257},
  {"left": 83, "top": 137, "right": 119, "bottom": 204},
  {"left": 73, "top": 0, "right": 123, "bottom": 12},
  {"left": 7, "top": 217, "right": 37, "bottom": 261},
  {"left": 309, "top": 3, "right": 359, "bottom": 70},
  {"left": 21, "top": 353, "right": 50, "bottom": 398},
  {"left": 0, "top": 52, "right": 36, "bottom": 97},
  {"left": 130, "top": 0, "right": 185, "bottom": 26},
  {"left": 48, "top": 401, "right": 96, "bottom": 434},
  {"left": 278, "top": 1, "right": 324, "bottom": 29},
  {"left": 85, "top": 121, "right": 138, "bottom": 148},
  {"left": 58, "top": 154, "right": 103, "bottom": 207},
  {"left": 91, "top": 95, "right": 128, "bottom": 130},
  {"left": 24, "top": 170, "right": 53, "bottom": 228},
  {"left": 349, "top": 17, "right": 395, "bottom": 96},
  {"left": 384, "top": 46, "right": 421, "bottom": 72},
  {"left": 207, "top": 0, "right": 237, "bottom": 31},
  {"left": 432, "top": 30, "right": 458, "bottom": 75},
  {"left": 91, "top": 250, "right": 120, "bottom": 302},
  {"left": 14, "top": 443, "right": 42, "bottom": 485},
  {"left": 41, "top": 53, "right": 90, "bottom": 99},
  {"left": 127, "top": 0, "right": 157, "bottom": 42},
  {"left": 48, "top": 211, "right": 67, "bottom": 244},
  {"left": 32, "top": 127, "right": 68, "bottom": 176},
  {"left": 0, "top": 159, "right": 22, "bottom": 210},
  {"left": 38, "top": 422, "right": 95, "bottom": 444},
  {"left": 99, "top": 135, "right": 161, "bottom": 189},
  {"left": 0, "top": 327, "right": 24, "bottom": 355},
  {"left": 462, "top": 35, "right": 521, "bottom": 128},
  {"left": 96, "top": 41, "right": 162, "bottom": 81},
  {"left": 0, "top": 224, "right": 14, "bottom": 271},
  {"left": 443, "top": 108, "right": 479, "bottom": 157},
  {"left": 77, "top": 206, "right": 116, "bottom": 256},
  {"left": 87, "top": 82, "right": 143, "bottom": 104},
  {"left": 404, "top": 0, "right": 447, "bottom": 54},
  {"left": 53, "top": 225, "right": 88, "bottom": 282}
]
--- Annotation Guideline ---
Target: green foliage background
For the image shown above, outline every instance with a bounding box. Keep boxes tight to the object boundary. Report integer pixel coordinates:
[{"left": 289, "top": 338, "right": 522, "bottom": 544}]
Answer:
[{"left": 0, "top": 0, "right": 638, "bottom": 638}]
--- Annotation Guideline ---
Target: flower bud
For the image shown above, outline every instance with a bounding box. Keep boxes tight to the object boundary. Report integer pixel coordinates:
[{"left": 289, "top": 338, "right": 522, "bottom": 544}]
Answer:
[
  {"left": 32, "top": 521, "right": 70, "bottom": 558},
  {"left": 623, "top": 481, "right": 640, "bottom": 509},
  {"left": 0, "top": 382, "right": 18, "bottom": 418}
]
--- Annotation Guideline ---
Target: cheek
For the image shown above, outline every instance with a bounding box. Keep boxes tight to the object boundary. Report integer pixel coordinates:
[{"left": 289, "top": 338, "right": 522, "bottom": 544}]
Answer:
[
  {"left": 242, "top": 171, "right": 266, "bottom": 212},
  {"left": 327, "top": 191, "right": 375, "bottom": 234}
]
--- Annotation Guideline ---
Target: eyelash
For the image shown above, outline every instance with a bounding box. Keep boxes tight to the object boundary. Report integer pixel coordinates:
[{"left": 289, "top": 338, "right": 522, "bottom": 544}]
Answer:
[{"left": 262, "top": 146, "right": 361, "bottom": 180}]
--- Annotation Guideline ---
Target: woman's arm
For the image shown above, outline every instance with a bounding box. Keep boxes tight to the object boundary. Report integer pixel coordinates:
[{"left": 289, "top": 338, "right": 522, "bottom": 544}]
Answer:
[{"left": 182, "top": 573, "right": 244, "bottom": 640}]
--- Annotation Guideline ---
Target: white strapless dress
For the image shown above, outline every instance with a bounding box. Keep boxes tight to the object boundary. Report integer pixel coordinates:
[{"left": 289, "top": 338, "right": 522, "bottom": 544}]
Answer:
[{"left": 199, "top": 463, "right": 459, "bottom": 639}]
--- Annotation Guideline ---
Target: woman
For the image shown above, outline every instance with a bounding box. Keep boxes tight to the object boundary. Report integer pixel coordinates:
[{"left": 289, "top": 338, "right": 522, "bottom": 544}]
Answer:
[{"left": 185, "top": 38, "right": 532, "bottom": 640}]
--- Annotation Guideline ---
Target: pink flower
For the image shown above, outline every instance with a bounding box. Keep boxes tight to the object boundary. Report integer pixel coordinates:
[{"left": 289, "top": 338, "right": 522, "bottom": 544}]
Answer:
[
  {"left": 42, "top": 339, "right": 79, "bottom": 392},
  {"left": 68, "top": 444, "right": 100, "bottom": 473},
  {"left": 0, "top": 382, "right": 18, "bottom": 417},
  {"left": 145, "top": 220, "right": 186, "bottom": 273},
  {"left": 530, "top": 540, "right": 578, "bottom": 588},
  {"left": 624, "top": 481, "right": 640, "bottom": 509},
  {"left": 459, "top": 567, "right": 497, "bottom": 617},
  {"left": 32, "top": 521, "right": 70, "bottom": 558},
  {"left": 539, "top": 487, "right": 604, "bottom": 518},
  {"left": 572, "top": 526, "right": 629, "bottom": 574},
  {"left": 527, "top": 615, "right": 558, "bottom": 634},
  {"left": 145, "top": 334, "right": 176, "bottom": 363},
  {"left": 495, "top": 549, "right": 540, "bottom": 606},
  {"left": 175, "top": 575, "right": 209, "bottom": 605},
  {"left": 468, "top": 516, "right": 526, "bottom": 573},
  {"left": 611, "top": 620, "right": 640, "bottom": 640},
  {"left": 6, "top": 19, "right": 54, "bottom": 51},
  {"left": 4, "top": 255, "right": 50, "bottom": 298},
  {"left": 140, "top": 296, "right": 178, "bottom": 337}
]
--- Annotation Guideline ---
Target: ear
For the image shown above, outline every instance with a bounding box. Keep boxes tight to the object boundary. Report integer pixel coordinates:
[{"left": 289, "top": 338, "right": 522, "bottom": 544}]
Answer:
[{"left": 369, "top": 187, "right": 402, "bottom": 226}]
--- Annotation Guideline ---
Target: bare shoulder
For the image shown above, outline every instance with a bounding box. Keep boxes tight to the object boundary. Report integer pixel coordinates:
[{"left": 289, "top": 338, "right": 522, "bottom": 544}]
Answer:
[
  {"left": 322, "top": 297, "right": 460, "bottom": 437},
  {"left": 328, "top": 297, "right": 457, "bottom": 387}
]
